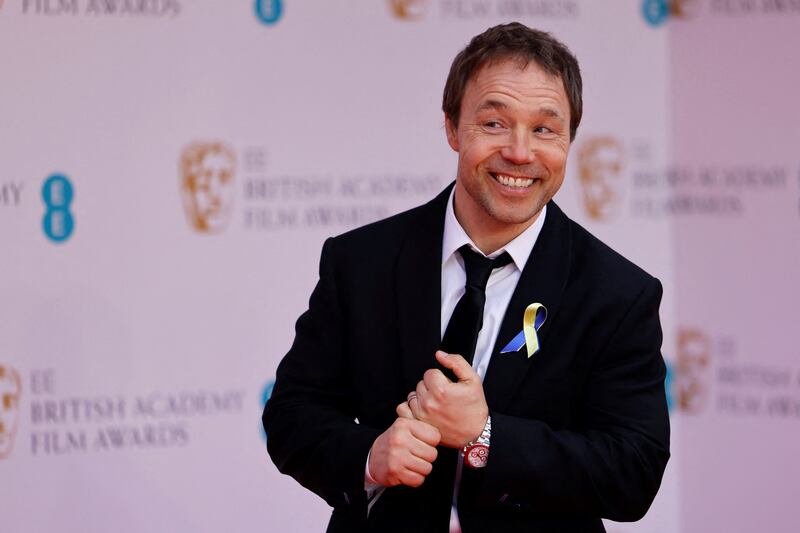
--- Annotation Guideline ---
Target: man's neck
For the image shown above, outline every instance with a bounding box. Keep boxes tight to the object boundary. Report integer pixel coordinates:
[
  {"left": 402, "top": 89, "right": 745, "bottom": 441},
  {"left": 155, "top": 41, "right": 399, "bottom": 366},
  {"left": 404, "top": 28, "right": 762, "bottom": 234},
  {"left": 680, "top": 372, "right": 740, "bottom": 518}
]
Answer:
[{"left": 453, "top": 187, "right": 541, "bottom": 256}]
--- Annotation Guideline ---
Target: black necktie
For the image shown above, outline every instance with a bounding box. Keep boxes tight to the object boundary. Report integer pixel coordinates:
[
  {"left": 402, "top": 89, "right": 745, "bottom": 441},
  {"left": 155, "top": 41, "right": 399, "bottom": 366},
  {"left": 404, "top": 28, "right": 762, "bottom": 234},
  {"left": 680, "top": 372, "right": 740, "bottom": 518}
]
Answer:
[{"left": 439, "top": 245, "right": 512, "bottom": 380}]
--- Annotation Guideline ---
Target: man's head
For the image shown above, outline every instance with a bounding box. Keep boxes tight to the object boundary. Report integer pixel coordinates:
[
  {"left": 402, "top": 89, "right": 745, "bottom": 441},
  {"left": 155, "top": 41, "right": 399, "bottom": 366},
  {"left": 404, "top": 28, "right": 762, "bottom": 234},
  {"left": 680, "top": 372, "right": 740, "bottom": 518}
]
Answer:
[
  {"left": 0, "top": 365, "right": 21, "bottom": 459},
  {"left": 442, "top": 23, "right": 582, "bottom": 245},
  {"left": 180, "top": 142, "right": 237, "bottom": 233},
  {"left": 443, "top": 22, "right": 582, "bottom": 142}
]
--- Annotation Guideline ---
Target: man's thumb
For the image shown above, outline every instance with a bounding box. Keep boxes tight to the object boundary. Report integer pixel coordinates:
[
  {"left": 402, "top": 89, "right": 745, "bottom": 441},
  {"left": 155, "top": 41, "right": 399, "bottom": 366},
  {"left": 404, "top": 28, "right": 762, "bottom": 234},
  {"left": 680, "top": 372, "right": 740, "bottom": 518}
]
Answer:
[{"left": 435, "top": 350, "right": 474, "bottom": 382}]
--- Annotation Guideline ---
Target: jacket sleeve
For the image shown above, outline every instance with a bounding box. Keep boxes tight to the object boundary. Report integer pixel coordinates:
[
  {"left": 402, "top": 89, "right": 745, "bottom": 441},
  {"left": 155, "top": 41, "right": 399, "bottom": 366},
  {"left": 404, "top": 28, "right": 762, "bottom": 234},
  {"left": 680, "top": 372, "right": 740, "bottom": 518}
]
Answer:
[
  {"left": 262, "top": 237, "right": 381, "bottom": 515},
  {"left": 476, "top": 277, "right": 670, "bottom": 522}
]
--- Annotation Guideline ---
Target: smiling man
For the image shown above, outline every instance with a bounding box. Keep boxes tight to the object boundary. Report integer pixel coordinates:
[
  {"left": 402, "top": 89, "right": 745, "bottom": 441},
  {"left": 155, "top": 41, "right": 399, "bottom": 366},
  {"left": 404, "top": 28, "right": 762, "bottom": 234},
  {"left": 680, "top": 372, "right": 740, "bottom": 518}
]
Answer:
[
  {"left": 264, "top": 23, "right": 670, "bottom": 533},
  {"left": 445, "top": 54, "right": 571, "bottom": 254}
]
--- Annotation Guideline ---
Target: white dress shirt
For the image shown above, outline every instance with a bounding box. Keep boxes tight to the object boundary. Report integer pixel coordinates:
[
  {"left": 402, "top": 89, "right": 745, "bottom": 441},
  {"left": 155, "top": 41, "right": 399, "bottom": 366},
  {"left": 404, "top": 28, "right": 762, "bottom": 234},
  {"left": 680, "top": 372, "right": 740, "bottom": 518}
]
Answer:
[
  {"left": 441, "top": 188, "right": 546, "bottom": 532},
  {"left": 440, "top": 190, "right": 546, "bottom": 380},
  {"left": 366, "top": 187, "right": 547, "bottom": 530}
]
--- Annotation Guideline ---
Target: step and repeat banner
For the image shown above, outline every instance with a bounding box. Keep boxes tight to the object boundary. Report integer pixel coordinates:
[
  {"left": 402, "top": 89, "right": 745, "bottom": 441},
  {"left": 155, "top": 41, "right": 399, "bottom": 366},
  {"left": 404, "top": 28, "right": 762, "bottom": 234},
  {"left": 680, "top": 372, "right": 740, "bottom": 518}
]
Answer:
[{"left": 0, "top": 1, "right": 797, "bottom": 532}]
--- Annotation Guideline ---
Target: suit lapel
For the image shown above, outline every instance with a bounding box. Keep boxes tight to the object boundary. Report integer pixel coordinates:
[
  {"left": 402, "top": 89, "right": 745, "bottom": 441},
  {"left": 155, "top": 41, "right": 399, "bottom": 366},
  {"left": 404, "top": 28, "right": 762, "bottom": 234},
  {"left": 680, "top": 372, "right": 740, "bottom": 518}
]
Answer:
[
  {"left": 483, "top": 201, "right": 573, "bottom": 413},
  {"left": 396, "top": 185, "right": 451, "bottom": 392}
]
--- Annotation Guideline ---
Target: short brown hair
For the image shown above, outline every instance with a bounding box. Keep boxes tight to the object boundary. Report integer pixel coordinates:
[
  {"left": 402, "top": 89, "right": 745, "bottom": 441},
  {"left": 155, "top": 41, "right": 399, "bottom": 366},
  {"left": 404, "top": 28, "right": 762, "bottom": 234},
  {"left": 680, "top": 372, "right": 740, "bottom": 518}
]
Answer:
[{"left": 442, "top": 22, "right": 583, "bottom": 141}]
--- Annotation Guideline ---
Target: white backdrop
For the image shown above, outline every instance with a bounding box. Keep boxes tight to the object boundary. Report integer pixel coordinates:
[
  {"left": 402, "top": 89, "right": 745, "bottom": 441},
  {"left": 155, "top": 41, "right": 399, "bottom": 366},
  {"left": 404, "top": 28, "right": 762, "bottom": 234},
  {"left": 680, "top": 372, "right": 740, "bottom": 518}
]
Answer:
[{"left": 1, "top": 1, "right": 797, "bottom": 532}]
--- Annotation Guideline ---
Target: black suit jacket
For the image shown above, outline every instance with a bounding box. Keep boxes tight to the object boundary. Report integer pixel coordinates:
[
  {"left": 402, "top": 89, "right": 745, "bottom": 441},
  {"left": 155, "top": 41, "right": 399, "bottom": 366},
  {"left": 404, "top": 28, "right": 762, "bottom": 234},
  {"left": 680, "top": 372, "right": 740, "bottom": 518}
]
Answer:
[{"left": 263, "top": 185, "right": 670, "bottom": 532}]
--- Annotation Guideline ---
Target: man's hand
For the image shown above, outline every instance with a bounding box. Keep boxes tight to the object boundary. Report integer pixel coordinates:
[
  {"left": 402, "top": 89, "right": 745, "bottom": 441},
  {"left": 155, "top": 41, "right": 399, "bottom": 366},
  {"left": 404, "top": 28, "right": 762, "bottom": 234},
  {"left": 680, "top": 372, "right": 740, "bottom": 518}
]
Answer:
[
  {"left": 405, "top": 350, "right": 488, "bottom": 448},
  {"left": 367, "top": 410, "right": 440, "bottom": 488}
]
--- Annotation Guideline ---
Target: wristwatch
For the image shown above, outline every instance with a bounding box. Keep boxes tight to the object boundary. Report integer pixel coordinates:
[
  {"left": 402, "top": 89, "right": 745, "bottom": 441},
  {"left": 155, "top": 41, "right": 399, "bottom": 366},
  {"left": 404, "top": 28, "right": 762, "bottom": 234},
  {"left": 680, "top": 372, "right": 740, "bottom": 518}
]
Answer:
[{"left": 462, "top": 415, "right": 491, "bottom": 469}]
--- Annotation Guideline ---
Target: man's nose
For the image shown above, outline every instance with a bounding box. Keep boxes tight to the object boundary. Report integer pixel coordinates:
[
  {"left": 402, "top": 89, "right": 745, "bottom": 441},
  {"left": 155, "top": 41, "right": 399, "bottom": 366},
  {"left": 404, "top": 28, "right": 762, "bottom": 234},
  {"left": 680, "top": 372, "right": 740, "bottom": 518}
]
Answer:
[{"left": 500, "top": 130, "right": 535, "bottom": 165}]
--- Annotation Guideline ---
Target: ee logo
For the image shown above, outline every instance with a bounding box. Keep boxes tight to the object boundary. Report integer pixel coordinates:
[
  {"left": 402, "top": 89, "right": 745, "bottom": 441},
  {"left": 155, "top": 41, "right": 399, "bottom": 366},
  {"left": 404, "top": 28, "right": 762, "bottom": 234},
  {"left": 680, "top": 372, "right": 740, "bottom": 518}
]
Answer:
[
  {"left": 664, "top": 359, "right": 673, "bottom": 413},
  {"left": 41, "top": 174, "right": 75, "bottom": 243},
  {"left": 642, "top": 0, "right": 697, "bottom": 27},
  {"left": 254, "top": 0, "right": 282, "bottom": 25},
  {"left": 260, "top": 379, "right": 275, "bottom": 441}
]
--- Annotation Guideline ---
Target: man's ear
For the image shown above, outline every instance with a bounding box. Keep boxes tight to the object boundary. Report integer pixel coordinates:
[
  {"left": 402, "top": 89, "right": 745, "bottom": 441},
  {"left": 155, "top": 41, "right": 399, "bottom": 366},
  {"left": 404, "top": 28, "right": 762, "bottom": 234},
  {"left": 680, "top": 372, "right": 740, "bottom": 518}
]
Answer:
[{"left": 444, "top": 115, "right": 459, "bottom": 152}]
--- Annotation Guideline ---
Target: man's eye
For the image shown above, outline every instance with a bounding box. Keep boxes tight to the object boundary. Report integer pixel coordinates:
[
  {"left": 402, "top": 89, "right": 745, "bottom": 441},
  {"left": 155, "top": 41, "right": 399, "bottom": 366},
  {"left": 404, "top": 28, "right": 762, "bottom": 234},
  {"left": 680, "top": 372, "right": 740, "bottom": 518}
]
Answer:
[
  {"left": 484, "top": 121, "right": 502, "bottom": 128},
  {"left": 534, "top": 126, "right": 552, "bottom": 134}
]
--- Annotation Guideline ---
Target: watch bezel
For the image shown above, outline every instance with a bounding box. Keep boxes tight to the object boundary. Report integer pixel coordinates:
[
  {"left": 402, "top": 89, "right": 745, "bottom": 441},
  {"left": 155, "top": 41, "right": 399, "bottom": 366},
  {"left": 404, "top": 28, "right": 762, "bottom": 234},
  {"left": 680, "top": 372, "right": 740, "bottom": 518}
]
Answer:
[{"left": 463, "top": 442, "right": 490, "bottom": 469}]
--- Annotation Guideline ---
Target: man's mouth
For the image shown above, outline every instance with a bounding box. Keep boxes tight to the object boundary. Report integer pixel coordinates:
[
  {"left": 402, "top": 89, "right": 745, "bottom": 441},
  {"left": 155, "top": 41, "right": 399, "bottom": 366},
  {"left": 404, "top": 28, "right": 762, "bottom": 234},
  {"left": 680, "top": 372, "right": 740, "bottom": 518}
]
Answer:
[{"left": 490, "top": 172, "right": 535, "bottom": 189}]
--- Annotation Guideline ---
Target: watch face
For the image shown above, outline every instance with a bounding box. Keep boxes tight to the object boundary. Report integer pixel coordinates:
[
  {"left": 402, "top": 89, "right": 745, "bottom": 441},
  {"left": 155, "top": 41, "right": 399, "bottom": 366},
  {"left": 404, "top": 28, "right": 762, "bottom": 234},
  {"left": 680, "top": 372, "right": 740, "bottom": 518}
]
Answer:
[{"left": 464, "top": 443, "right": 489, "bottom": 469}]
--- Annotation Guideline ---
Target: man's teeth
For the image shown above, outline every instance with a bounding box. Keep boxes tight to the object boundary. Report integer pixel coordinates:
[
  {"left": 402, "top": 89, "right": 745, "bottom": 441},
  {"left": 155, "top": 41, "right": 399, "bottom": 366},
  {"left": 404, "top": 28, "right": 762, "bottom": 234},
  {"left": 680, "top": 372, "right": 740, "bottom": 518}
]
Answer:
[{"left": 495, "top": 174, "right": 534, "bottom": 188}]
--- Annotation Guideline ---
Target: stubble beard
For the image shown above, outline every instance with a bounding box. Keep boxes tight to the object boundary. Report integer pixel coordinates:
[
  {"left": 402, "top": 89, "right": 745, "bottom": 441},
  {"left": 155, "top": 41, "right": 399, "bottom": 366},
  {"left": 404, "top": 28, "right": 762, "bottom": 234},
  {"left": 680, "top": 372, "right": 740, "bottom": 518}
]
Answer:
[
  {"left": 470, "top": 173, "right": 548, "bottom": 228},
  {"left": 481, "top": 194, "right": 544, "bottom": 226}
]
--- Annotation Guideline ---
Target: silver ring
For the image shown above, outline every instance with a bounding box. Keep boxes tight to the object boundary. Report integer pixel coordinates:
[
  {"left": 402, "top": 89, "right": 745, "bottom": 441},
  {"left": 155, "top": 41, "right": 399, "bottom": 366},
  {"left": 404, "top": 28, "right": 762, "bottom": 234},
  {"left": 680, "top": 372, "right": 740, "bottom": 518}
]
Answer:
[{"left": 407, "top": 392, "right": 418, "bottom": 403}]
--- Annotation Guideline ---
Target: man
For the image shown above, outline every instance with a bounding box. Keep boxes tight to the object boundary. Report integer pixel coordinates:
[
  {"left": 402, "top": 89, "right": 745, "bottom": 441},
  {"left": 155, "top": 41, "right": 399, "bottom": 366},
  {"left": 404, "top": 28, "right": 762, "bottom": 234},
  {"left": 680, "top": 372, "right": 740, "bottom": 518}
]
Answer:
[{"left": 263, "top": 22, "right": 669, "bottom": 532}]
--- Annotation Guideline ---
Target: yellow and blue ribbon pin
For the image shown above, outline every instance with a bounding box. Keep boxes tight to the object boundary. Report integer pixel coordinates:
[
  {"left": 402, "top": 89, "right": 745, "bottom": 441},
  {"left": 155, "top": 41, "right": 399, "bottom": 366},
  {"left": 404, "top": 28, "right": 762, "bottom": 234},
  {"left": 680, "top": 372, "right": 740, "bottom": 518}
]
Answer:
[{"left": 500, "top": 303, "right": 548, "bottom": 358}]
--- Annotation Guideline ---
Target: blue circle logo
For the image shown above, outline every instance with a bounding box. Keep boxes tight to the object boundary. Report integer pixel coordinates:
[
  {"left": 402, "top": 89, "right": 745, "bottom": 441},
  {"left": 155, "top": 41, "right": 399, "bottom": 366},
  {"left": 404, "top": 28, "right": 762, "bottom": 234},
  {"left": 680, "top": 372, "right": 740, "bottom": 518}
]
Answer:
[
  {"left": 642, "top": 0, "right": 669, "bottom": 27},
  {"left": 254, "top": 0, "right": 282, "bottom": 25},
  {"left": 41, "top": 174, "right": 75, "bottom": 243},
  {"left": 260, "top": 379, "right": 275, "bottom": 441},
  {"left": 664, "top": 359, "right": 673, "bottom": 413}
]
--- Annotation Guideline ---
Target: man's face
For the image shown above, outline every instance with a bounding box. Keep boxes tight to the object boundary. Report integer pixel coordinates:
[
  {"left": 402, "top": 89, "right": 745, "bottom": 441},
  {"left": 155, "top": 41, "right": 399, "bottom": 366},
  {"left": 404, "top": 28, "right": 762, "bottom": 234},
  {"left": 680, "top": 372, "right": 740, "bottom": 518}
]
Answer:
[{"left": 446, "top": 59, "right": 571, "bottom": 237}]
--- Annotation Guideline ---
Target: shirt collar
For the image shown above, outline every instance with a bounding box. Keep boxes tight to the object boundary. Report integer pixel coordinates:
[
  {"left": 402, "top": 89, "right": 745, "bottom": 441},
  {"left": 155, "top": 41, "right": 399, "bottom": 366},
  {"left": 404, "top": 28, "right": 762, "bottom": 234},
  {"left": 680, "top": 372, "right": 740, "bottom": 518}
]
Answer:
[{"left": 441, "top": 186, "right": 547, "bottom": 270}]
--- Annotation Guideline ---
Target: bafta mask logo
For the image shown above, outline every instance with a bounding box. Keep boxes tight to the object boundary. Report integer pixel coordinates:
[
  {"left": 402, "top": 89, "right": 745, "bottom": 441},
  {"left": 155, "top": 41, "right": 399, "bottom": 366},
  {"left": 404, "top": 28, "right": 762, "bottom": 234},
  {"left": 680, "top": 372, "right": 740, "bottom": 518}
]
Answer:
[
  {"left": 388, "top": 0, "right": 428, "bottom": 20},
  {"left": 179, "top": 142, "right": 237, "bottom": 233},
  {"left": 0, "top": 365, "right": 21, "bottom": 460},
  {"left": 576, "top": 136, "right": 626, "bottom": 222},
  {"left": 675, "top": 328, "right": 711, "bottom": 414},
  {"left": 669, "top": 0, "right": 700, "bottom": 18}
]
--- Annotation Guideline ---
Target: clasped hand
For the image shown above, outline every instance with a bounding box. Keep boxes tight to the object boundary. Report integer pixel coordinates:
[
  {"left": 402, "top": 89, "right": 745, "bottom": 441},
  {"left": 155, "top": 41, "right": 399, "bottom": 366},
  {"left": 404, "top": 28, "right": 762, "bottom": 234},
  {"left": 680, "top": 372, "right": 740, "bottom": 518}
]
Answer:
[{"left": 367, "top": 351, "right": 488, "bottom": 487}]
